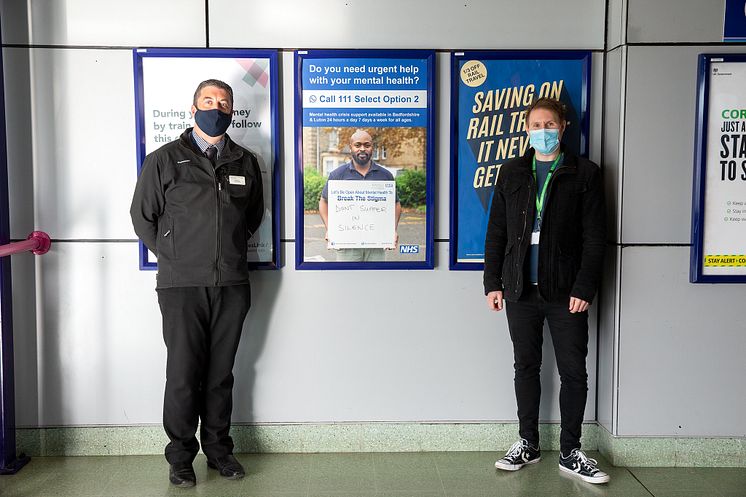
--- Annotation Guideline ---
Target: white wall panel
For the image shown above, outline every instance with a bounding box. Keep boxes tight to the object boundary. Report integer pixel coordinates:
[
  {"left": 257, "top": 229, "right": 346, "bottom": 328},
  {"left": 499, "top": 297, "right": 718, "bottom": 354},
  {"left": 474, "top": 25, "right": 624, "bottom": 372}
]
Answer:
[
  {"left": 590, "top": 52, "right": 604, "bottom": 166},
  {"left": 24, "top": 242, "right": 164, "bottom": 426},
  {"left": 3, "top": 48, "right": 35, "bottom": 238},
  {"left": 18, "top": 241, "right": 598, "bottom": 425},
  {"left": 29, "top": 48, "right": 137, "bottom": 240},
  {"left": 607, "top": 0, "right": 626, "bottom": 50},
  {"left": 617, "top": 246, "right": 746, "bottom": 436},
  {"left": 436, "top": 53, "right": 450, "bottom": 241},
  {"left": 603, "top": 46, "right": 624, "bottom": 244},
  {"left": 281, "top": 51, "right": 295, "bottom": 242},
  {"left": 11, "top": 251, "right": 39, "bottom": 426},
  {"left": 596, "top": 245, "right": 619, "bottom": 433},
  {"left": 1, "top": 0, "right": 205, "bottom": 47},
  {"left": 627, "top": 0, "right": 724, "bottom": 43},
  {"left": 210, "top": 0, "right": 605, "bottom": 50},
  {"left": 622, "top": 45, "right": 746, "bottom": 244},
  {"left": 0, "top": 0, "right": 30, "bottom": 44}
]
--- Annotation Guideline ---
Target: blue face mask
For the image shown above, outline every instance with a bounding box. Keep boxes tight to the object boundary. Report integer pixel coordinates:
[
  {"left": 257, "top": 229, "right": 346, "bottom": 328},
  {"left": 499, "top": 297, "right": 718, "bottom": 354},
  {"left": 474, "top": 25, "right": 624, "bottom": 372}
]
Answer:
[
  {"left": 529, "top": 128, "right": 561, "bottom": 155},
  {"left": 194, "top": 108, "right": 232, "bottom": 137}
]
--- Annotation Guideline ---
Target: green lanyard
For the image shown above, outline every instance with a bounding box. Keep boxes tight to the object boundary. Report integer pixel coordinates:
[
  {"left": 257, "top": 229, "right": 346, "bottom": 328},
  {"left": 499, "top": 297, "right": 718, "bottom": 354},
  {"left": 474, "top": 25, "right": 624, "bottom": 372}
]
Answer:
[{"left": 532, "top": 153, "right": 563, "bottom": 226}]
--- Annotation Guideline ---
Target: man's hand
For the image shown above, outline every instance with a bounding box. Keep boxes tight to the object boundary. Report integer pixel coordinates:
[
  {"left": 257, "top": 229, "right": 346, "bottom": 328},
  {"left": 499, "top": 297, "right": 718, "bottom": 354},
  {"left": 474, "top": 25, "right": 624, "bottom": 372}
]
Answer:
[
  {"left": 486, "top": 290, "right": 504, "bottom": 311},
  {"left": 569, "top": 297, "right": 589, "bottom": 313},
  {"left": 386, "top": 231, "right": 399, "bottom": 250}
]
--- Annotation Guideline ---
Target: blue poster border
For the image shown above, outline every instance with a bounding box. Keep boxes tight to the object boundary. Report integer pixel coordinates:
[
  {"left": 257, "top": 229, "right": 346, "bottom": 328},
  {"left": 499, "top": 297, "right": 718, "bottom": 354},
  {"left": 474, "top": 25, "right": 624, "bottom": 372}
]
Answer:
[
  {"left": 449, "top": 50, "right": 592, "bottom": 271},
  {"left": 294, "top": 49, "right": 436, "bottom": 270},
  {"left": 690, "top": 53, "right": 746, "bottom": 283},
  {"left": 132, "top": 48, "right": 282, "bottom": 270},
  {"left": 723, "top": 0, "right": 746, "bottom": 42}
]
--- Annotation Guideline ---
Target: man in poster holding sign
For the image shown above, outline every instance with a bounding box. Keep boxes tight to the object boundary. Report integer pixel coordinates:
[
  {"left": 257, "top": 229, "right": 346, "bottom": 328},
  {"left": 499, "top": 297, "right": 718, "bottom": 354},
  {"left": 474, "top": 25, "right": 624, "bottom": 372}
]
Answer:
[
  {"left": 131, "top": 79, "right": 263, "bottom": 487},
  {"left": 483, "top": 98, "right": 608, "bottom": 484},
  {"left": 319, "top": 129, "right": 402, "bottom": 261}
]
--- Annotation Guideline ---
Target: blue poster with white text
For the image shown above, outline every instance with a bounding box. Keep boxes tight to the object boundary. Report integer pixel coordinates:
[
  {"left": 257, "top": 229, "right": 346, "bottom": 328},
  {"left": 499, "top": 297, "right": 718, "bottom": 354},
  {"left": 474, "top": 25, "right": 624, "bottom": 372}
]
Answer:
[
  {"left": 450, "top": 52, "right": 591, "bottom": 269},
  {"left": 295, "top": 50, "right": 435, "bottom": 270},
  {"left": 301, "top": 57, "right": 429, "bottom": 127}
]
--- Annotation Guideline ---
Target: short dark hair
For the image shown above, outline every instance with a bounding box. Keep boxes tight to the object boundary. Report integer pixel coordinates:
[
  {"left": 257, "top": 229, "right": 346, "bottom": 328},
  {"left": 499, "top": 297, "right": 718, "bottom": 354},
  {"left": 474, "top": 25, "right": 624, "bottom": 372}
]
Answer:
[
  {"left": 525, "top": 97, "right": 567, "bottom": 125},
  {"left": 192, "top": 79, "right": 234, "bottom": 107}
]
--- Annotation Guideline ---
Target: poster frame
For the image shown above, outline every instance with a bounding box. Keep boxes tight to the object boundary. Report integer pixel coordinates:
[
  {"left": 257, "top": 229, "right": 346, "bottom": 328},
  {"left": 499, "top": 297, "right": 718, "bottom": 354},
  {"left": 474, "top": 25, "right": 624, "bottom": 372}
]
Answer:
[
  {"left": 132, "top": 47, "right": 282, "bottom": 270},
  {"left": 690, "top": 53, "right": 746, "bottom": 283},
  {"left": 293, "top": 49, "right": 436, "bottom": 270},
  {"left": 449, "top": 50, "right": 592, "bottom": 271}
]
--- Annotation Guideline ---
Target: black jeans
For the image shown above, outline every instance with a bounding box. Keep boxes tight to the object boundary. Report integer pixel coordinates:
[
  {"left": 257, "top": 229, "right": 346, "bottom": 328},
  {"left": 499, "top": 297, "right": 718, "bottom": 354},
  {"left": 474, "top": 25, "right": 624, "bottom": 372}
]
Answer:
[
  {"left": 157, "top": 284, "right": 251, "bottom": 464},
  {"left": 505, "top": 286, "right": 589, "bottom": 453}
]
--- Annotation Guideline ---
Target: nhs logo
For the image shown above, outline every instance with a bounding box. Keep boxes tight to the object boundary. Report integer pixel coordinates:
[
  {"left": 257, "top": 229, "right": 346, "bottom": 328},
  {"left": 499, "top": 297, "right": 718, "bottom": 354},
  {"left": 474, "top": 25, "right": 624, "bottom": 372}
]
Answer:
[{"left": 399, "top": 244, "right": 420, "bottom": 254}]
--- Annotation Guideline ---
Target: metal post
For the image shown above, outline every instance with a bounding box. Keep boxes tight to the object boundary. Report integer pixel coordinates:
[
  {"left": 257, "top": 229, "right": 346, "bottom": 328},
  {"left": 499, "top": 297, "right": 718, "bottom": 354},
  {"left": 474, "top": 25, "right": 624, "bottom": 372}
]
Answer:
[{"left": 0, "top": 19, "right": 30, "bottom": 474}]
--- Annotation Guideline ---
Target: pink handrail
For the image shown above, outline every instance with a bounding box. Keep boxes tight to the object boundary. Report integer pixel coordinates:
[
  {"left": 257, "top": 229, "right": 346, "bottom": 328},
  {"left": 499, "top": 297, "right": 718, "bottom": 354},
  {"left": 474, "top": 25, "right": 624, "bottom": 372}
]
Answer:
[{"left": 0, "top": 231, "right": 51, "bottom": 257}]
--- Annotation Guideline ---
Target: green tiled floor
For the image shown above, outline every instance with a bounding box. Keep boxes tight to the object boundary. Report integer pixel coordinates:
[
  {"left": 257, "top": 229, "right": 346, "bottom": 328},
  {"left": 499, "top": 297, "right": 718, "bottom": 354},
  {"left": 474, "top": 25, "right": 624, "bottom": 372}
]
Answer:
[{"left": 1, "top": 452, "right": 744, "bottom": 497}]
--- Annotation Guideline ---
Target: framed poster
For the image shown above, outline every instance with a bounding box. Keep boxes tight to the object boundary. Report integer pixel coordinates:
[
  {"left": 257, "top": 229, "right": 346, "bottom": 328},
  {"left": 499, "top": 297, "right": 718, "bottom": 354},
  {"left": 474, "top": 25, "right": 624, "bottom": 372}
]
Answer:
[
  {"left": 691, "top": 54, "right": 746, "bottom": 283},
  {"left": 133, "top": 48, "right": 281, "bottom": 269},
  {"left": 449, "top": 51, "right": 592, "bottom": 270},
  {"left": 294, "top": 49, "right": 435, "bottom": 270},
  {"left": 724, "top": 0, "right": 746, "bottom": 42}
]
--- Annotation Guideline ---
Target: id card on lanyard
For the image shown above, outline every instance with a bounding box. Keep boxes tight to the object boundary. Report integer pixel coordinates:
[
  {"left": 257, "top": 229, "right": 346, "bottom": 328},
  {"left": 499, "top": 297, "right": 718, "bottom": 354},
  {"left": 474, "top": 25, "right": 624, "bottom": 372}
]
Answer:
[{"left": 531, "top": 153, "right": 563, "bottom": 245}]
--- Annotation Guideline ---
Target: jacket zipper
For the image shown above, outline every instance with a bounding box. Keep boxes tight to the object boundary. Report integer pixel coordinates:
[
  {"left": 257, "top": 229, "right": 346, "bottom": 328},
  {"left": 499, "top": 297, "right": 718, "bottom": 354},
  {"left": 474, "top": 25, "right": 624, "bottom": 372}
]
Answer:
[
  {"left": 211, "top": 151, "right": 239, "bottom": 286},
  {"left": 518, "top": 175, "right": 534, "bottom": 290},
  {"left": 537, "top": 165, "right": 570, "bottom": 291},
  {"left": 210, "top": 163, "right": 222, "bottom": 286}
]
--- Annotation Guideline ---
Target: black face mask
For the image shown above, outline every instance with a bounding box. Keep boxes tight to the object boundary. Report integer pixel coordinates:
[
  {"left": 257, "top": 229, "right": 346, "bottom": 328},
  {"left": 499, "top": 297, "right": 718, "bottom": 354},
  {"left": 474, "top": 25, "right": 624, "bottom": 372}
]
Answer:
[{"left": 194, "top": 108, "right": 232, "bottom": 137}]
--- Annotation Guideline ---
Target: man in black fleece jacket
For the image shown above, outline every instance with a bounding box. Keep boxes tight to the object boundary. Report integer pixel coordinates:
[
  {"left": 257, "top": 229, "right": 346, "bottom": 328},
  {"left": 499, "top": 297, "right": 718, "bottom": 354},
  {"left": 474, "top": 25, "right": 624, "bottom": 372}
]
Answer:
[{"left": 131, "top": 79, "right": 263, "bottom": 487}]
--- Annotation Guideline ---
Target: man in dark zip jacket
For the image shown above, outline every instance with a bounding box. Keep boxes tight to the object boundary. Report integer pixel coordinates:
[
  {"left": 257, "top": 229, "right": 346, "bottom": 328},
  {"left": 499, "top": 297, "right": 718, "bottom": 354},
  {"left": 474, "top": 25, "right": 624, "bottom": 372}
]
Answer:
[
  {"left": 484, "top": 98, "right": 608, "bottom": 484},
  {"left": 130, "top": 79, "right": 263, "bottom": 487}
]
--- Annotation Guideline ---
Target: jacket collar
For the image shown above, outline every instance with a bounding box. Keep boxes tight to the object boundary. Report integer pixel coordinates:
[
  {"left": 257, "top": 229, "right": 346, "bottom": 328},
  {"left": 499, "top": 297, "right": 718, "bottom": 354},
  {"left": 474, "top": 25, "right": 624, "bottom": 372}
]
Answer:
[
  {"left": 516, "top": 144, "right": 578, "bottom": 173},
  {"left": 179, "top": 128, "right": 244, "bottom": 163}
]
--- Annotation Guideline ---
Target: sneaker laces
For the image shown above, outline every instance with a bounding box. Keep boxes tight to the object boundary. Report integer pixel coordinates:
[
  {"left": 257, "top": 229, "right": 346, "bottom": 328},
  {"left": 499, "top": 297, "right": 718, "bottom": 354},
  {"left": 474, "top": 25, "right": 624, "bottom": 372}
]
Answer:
[
  {"left": 572, "top": 449, "right": 599, "bottom": 472},
  {"left": 505, "top": 439, "right": 527, "bottom": 458}
]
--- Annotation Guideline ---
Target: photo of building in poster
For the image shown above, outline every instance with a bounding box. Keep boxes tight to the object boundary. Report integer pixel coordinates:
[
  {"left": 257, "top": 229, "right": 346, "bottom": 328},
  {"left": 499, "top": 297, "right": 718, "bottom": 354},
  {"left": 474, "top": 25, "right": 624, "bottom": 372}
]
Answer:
[
  {"left": 295, "top": 50, "right": 435, "bottom": 269},
  {"left": 450, "top": 51, "right": 591, "bottom": 270},
  {"left": 133, "top": 48, "right": 280, "bottom": 269},
  {"left": 691, "top": 54, "right": 746, "bottom": 283}
]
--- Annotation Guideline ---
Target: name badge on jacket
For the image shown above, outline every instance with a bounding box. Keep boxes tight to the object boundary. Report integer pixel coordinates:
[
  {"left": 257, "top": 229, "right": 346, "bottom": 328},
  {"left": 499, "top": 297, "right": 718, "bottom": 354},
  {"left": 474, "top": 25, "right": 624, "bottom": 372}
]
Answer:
[{"left": 229, "top": 175, "right": 246, "bottom": 186}]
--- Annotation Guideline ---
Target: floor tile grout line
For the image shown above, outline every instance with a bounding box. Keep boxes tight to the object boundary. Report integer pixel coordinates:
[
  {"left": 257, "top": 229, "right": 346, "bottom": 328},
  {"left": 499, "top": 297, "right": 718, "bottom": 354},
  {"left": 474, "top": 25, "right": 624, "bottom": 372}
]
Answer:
[
  {"left": 431, "top": 452, "right": 449, "bottom": 497},
  {"left": 304, "top": 453, "right": 312, "bottom": 497},
  {"left": 626, "top": 468, "right": 656, "bottom": 497},
  {"left": 371, "top": 452, "right": 380, "bottom": 494}
]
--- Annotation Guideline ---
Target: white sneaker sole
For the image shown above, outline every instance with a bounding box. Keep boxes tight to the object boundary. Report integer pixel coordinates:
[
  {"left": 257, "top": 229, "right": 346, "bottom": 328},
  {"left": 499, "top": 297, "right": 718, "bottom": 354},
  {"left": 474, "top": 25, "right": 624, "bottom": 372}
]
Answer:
[
  {"left": 495, "top": 457, "right": 541, "bottom": 471},
  {"left": 559, "top": 464, "right": 610, "bottom": 484}
]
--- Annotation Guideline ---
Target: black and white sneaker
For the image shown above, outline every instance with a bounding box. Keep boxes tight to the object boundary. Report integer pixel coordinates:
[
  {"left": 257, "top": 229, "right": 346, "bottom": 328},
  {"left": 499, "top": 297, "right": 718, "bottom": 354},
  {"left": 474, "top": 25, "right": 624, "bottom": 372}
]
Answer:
[
  {"left": 558, "top": 449, "right": 610, "bottom": 484},
  {"left": 494, "top": 439, "right": 541, "bottom": 471}
]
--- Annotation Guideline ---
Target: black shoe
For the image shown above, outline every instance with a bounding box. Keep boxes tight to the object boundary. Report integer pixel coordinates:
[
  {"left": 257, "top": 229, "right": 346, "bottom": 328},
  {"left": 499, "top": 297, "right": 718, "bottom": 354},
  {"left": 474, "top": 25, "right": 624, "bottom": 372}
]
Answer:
[
  {"left": 559, "top": 449, "right": 610, "bottom": 484},
  {"left": 207, "top": 454, "right": 245, "bottom": 480},
  {"left": 169, "top": 463, "right": 196, "bottom": 487},
  {"left": 495, "top": 439, "right": 541, "bottom": 471}
]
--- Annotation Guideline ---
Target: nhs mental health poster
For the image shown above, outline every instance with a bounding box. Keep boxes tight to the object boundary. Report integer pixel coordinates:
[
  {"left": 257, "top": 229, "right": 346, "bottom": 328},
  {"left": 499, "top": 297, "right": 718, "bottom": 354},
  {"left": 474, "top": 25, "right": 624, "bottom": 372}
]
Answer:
[{"left": 295, "top": 50, "right": 435, "bottom": 270}]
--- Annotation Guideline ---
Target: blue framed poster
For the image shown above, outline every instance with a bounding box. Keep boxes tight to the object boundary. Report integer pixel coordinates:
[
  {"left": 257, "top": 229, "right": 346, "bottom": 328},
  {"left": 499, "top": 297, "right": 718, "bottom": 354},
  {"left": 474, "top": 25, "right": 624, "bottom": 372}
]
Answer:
[
  {"left": 690, "top": 54, "right": 746, "bottom": 283},
  {"left": 294, "top": 49, "right": 435, "bottom": 270},
  {"left": 449, "top": 51, "right": 591, "bottom": 270},
  {"left": 724, "top": 0, "right": 746, "bottom": 41},
  {"left": 133, "top": 48, "right": 281, "bottom": 270}
]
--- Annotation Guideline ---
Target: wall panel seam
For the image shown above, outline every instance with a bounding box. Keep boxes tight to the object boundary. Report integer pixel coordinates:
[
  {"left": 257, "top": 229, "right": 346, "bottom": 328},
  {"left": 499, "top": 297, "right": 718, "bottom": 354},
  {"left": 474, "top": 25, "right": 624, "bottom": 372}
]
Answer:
[{"left": 1, "top": 44, "right": 608, "bottom": 53}]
